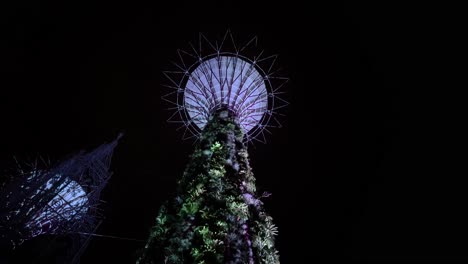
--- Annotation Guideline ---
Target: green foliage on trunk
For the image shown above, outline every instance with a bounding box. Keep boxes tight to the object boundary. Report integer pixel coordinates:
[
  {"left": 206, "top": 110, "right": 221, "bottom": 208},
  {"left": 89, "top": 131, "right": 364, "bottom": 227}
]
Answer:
[{"left": 137, "top": 109, "right": 279, "bottom": 264}]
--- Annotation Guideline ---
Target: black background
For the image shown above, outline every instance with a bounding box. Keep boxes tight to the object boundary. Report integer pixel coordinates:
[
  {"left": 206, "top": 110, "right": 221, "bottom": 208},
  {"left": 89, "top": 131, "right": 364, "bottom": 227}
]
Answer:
[{"left": 0, "top": 1, "right": 462, "bottom": 263}]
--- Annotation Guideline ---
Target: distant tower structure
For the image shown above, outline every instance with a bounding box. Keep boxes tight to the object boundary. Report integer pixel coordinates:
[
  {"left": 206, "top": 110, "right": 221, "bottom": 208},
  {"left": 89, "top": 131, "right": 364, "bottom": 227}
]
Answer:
[
  {"left": 0, "top": 134, "right": 121, "bottom": 263},
  {"left": 138, "top": 31, "right": 287, "bottom": 263}
]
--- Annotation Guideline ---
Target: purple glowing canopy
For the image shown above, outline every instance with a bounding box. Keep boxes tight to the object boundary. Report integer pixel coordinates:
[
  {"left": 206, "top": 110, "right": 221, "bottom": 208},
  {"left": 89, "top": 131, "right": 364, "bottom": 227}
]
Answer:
[
  {"left": 24, "top": 173, "right": 89, "bottom": 238},
  {"left": 0, "top": 134, "right": 121, "bottom": 248},
  {"left": 162, "top": 31, "right": 288, "bottom": 143},
  {"left": 184, "top": 56, "right": 267, "bottom": 133}
]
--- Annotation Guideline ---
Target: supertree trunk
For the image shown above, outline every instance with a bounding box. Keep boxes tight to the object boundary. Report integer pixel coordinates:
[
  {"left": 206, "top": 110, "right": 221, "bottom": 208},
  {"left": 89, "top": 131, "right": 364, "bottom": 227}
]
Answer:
[{"left": 138, "top": 108, "right": 279, "bottom": 264}]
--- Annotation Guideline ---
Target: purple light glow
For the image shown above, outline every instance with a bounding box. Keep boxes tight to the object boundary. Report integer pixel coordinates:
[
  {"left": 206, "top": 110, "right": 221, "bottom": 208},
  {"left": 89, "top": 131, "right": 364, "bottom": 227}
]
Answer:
[
  {"left": 162, "top": 32, "right": 288, "bottom": 143},
  {"left": 184, "top": 56, "right": 267, "bottom": 133},
  {"left": 25, "top": 174, "right": 89, "bottom": 238}
]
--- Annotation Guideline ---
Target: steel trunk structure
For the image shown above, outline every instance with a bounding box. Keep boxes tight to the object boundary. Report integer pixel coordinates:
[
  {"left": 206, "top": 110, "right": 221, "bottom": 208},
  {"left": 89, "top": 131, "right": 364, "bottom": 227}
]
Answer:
[
  {"left": 0, "top": 134, "right": 121, "bottom": 263},
  {"left": 138, "top": 32, "right": 286, "bottom": 264}
]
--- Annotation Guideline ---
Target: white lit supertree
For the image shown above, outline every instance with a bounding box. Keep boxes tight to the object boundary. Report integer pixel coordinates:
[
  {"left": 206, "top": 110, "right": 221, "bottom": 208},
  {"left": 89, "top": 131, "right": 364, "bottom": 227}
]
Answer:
[
  {"left": 162, "top": 30, "right": 288, "bottom": 143},
  {"left": 138, "top": 31, "right": 287, "bottom": 264},
  {"left": 0, "top": 134, "right": 121, "bottom": 262}
]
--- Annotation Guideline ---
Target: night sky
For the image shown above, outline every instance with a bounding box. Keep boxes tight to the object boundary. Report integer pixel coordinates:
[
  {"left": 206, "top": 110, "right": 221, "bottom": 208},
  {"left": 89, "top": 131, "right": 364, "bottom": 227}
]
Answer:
[{"left": 0, "top": 2, "right": 463, "bottom": 263}]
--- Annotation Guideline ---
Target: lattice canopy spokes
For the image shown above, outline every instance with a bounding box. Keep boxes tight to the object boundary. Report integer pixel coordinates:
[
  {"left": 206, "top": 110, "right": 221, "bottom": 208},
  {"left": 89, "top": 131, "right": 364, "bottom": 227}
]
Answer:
[
  {"left": 162, "top": 31, "right": 288, "bottom": 143},
  {"left": 184, "top": 56, "right": 268, "bottom": 134}
]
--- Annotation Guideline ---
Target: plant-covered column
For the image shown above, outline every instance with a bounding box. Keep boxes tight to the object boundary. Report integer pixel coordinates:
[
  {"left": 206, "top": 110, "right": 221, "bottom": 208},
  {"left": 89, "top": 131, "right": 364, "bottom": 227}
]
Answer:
[{"left": 137, "top": 107, "right": 279, "bottom": 264}]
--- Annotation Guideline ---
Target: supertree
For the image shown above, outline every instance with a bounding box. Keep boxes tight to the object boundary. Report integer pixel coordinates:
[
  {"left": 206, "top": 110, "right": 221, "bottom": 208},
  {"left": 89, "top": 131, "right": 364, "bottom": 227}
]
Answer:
[
  {"left": 138, "top": 31, "right": 287, "bottom": 264},
  {"left": 0, "top": 134, "right": 121, "bottom": 263}
]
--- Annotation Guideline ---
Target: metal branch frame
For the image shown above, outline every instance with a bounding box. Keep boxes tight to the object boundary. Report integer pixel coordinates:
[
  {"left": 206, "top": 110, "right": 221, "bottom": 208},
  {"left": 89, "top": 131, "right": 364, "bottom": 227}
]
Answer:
[
  {"left": 162, "top": 31, "right": 288, "bottom": 143},
  {"left": 0, "top": 134, "right": 121, "bottom": 250}
]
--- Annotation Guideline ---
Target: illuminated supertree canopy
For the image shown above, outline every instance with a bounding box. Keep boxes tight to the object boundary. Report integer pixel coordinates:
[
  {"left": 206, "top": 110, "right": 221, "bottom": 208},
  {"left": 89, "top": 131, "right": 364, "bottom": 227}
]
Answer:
[
  {"left": 163, "top": 31, "right": 288, "bottom": 143},
  {"left": 0, "top": 134, "right": 121, "bottom": 260},
  {"left": 184, "top": 56, "right": 268, "bottom": 134},
  {"left": 23, "top": 173, "right": 90, "bottom": 239},
  {"left": 138, "top": 32, "right": 286, "bottom": 264}
]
